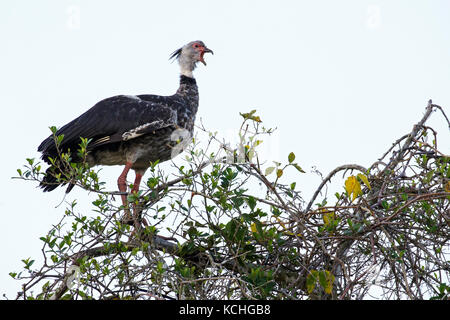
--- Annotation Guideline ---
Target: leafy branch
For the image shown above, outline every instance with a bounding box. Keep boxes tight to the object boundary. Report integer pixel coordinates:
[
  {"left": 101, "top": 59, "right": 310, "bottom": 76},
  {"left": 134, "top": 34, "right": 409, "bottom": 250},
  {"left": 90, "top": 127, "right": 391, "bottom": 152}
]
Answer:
[{"left": 9, "top": 101, "right": 450, "bottom": 300}]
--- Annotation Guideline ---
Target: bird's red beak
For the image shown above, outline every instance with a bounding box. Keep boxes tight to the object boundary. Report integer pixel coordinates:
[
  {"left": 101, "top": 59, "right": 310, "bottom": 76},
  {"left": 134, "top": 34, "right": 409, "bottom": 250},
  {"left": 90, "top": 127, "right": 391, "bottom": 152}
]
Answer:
[{"left": 200, "top": 47, "right": 214, "bottom": 66}]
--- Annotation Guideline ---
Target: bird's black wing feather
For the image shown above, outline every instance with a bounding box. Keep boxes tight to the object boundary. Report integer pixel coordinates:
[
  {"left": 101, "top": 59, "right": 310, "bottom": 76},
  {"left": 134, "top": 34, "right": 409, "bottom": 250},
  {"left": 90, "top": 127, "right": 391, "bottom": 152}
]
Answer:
[{"left": 38, "top": 95, "right": 179, "bottom": 162}]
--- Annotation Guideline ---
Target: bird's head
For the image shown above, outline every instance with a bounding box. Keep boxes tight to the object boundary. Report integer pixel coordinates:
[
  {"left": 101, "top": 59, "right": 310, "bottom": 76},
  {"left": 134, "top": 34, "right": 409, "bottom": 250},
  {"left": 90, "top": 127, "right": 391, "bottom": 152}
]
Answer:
[{"left": 170, "top": 40, "right": 213, "bottom": 78}]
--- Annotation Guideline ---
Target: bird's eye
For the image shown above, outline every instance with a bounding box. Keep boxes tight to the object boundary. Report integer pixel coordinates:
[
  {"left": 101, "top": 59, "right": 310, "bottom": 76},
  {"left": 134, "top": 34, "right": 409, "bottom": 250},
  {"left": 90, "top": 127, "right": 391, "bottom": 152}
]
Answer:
[{"left": 193, "top": 43, "right": 200, "bottom": 48}]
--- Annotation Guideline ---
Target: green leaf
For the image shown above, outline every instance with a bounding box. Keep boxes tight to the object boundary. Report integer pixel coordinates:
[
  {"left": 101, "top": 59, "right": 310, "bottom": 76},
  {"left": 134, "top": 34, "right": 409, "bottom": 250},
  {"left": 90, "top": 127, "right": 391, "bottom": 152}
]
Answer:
[
  {"left": 292, "top": 163, "right": 305, "bottom": 173},
  {"left": 306, "top": 270, "right": 319, "bottom": 293},
  {"left": 182, "top": 178, "right": 192, "bottom": 186},
  {"left": 246, "top": 196, "right": 257, "bottom": 210},
  {"left": 22, "top": 258, "right": 35, "bottom": 270},
  {"left": 56, "top": 134, "right": 65, "bottom": 146},
  {"left": 381, "top": 200, "right": 390, "bottom": 210},
  {"left": 318, "top": 270, "right": 334, "bottom": 294},
  {"left": 288, "top": 152, "right": 295, "bottom": 163},
  {"left": 240, "top": 110, "right": 262, "bottom": 122}
]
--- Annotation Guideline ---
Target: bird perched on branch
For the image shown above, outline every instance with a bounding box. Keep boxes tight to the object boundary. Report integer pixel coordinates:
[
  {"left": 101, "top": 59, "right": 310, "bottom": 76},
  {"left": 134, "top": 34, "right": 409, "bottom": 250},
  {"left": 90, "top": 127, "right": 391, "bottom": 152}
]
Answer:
[{"left": 37, "top": 40, "right": 213, "bottom": 217}]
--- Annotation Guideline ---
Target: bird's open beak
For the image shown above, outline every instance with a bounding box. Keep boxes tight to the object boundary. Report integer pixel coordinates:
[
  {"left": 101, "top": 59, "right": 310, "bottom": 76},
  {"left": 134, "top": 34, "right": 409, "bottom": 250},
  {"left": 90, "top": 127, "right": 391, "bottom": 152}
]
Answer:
[{"left": 200, "top": 47, "right": 214, "bottom": 66}]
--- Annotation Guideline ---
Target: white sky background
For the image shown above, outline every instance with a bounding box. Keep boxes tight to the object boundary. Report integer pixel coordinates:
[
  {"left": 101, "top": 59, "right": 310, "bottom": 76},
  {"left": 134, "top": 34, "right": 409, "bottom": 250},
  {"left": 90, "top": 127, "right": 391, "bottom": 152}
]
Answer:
[{"left": 1, "top": 0, "right": 450, "bottom": 299}]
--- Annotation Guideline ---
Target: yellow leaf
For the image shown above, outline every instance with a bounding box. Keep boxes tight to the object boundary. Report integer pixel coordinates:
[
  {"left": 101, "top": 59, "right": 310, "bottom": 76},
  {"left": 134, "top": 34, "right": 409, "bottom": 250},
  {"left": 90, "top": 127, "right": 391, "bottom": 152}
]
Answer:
[
  {"left": 250, "top": 223, "right": 257, "bottom": 234},
  {"left": 276, "top": 169, "right": 283, "bottom": 178},
  {"left": 273, "top": 217, "right": 302, "bottom": 237},
  {"left": 322, "top": 210, "right": 335, "bottom": 227},
  {"left": 307, "top": 270, "right": 334, "bottom": 295},
  {"left": 445, "top": 181, "right": 450, "bottom": 193},
  {"left": 345, "top": 175, "right": 362, "bottom": 202},
  {"left": 357, "top": 173, "right": 371, "bottom": 190},
  {"left": 321, "top": 270, "right": 335, "bottom": 295}
]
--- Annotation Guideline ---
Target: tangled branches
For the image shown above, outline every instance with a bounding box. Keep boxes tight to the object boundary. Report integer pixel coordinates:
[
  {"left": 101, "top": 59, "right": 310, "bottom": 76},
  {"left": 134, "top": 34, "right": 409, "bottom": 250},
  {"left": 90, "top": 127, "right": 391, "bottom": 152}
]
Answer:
[{"left": 10, "top": 101, "right": 449, "bottom": 300}]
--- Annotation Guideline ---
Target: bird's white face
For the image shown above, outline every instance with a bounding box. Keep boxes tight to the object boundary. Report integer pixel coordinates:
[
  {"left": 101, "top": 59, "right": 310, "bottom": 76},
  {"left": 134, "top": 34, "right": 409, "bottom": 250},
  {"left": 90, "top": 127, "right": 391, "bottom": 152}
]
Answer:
[
  {"left": 187, "top": 41, "right": 213, "bottom": 66},
  {"left": 177, "top": 41, "right": 213, "bottom": 77}
]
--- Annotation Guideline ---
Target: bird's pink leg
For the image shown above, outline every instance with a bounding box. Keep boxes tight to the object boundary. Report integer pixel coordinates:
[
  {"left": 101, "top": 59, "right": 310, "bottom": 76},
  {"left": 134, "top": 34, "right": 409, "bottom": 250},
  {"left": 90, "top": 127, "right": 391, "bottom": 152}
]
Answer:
[
  {"left": 117, "top": 162, "right": 133, "bottom": 220},
  {"left": 130, "top": 171, "right": 144, "bottom": 195},
  {"left": 130, "top": 170, "right": 148, "bottom": 227}
]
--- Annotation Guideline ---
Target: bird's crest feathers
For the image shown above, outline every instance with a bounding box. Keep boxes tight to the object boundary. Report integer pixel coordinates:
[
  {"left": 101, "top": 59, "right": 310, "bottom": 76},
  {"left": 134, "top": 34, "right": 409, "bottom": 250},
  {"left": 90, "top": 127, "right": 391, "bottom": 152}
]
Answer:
[{"left": 169, "top": 48, "right": 182, "bottom": 61}]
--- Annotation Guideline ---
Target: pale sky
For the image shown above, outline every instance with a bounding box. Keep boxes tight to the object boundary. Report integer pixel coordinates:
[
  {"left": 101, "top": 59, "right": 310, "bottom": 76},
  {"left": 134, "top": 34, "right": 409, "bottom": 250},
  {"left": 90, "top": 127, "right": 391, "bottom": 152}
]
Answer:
[{"left": 1, "top": 0, "right": 450, "bottom": 298}]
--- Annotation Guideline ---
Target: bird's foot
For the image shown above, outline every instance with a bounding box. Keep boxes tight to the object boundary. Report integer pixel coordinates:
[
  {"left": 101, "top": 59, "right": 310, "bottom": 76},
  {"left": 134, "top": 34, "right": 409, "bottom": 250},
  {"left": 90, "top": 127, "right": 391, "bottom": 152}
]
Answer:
[{"left": 154, "top": 234, "right": 178, "bottom": 243}]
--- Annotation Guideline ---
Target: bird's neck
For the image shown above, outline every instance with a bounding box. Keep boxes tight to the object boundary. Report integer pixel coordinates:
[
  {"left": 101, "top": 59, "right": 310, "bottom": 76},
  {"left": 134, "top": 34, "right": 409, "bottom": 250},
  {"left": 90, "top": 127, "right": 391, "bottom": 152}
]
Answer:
[
  {"left": 178, "top": 55, "right": 196, "bottom": 78},
  {"left": 175, "top": 75, "right": 199, "bottom": 131},
  {"left": 176, "top": 75, "right": 198, "bottom": 97},
  {"left": 177, "top": 75, "right": 199, "bottom": 112},
  {"left": 180, "top": 68, "right": 194, "bottom": 78}
]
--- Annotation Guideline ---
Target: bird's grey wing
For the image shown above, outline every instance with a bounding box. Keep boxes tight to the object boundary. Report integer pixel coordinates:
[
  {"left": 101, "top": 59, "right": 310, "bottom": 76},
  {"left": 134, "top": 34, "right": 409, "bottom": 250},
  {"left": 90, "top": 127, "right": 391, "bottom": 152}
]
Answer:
[
  {"left": 86, "top": 96, "right": 179, "bottom": 149},
  {"left": 38, "top": 95, "right": 178, "bottom": 160}
]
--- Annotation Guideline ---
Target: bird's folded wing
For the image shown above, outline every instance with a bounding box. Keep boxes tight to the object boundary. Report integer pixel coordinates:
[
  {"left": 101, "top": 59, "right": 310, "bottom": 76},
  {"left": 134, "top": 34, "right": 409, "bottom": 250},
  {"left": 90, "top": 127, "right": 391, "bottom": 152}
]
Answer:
[{"left": 38, "top": 95, "right": 179, "bottom": 156}]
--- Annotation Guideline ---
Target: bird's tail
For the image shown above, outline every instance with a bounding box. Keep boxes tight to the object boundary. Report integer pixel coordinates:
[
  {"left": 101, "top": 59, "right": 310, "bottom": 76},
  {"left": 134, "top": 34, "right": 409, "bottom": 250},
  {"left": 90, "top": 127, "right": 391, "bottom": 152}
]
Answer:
[{"left": 39, "top": 166, "right": 75, "bottom": 193}]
